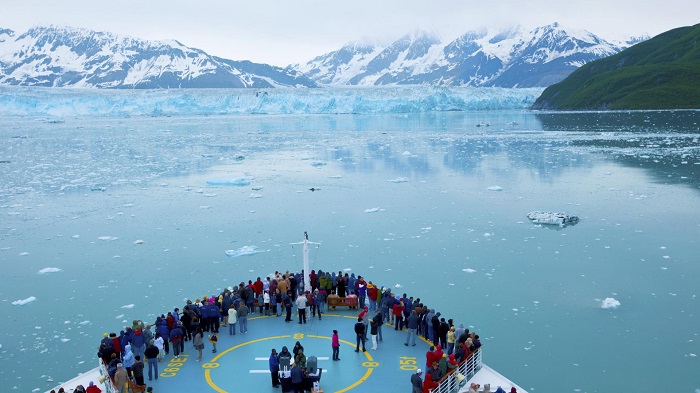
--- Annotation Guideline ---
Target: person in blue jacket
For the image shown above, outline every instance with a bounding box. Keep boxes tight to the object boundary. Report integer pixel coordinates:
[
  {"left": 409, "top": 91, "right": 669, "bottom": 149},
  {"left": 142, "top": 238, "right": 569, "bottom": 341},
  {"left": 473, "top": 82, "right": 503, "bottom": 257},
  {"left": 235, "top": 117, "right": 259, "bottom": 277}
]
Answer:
[
  {"left": 156, "top": 320, "right": 170, "bottom": 355},
  {"left": 269, "top": 348, "right": 280, "bottom": 388}
]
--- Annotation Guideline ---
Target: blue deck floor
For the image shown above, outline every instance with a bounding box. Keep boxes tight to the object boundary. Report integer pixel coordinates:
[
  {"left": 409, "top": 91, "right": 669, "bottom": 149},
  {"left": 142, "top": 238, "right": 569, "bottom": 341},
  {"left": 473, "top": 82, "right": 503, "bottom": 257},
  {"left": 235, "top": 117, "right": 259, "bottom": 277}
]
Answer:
[{"left": 151, "top": 309, "right": 431, "bottom": 393}]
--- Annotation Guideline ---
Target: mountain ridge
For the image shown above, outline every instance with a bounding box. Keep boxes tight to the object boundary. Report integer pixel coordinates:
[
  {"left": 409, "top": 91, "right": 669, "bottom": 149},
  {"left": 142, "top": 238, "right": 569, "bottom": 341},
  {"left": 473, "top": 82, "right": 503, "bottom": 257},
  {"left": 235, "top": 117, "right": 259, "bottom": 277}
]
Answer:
[
  {"left": 531, "top": 23, "right": 700, "bottom": 110},
  {"left": 0, "top": 23, "right": 644, "bottom": 89},
  {"left": 293, "top": 22, "right": 637, "bottom": 88},
  {"left": 0, "top": 25, "right": 316, "bottom": 88}
]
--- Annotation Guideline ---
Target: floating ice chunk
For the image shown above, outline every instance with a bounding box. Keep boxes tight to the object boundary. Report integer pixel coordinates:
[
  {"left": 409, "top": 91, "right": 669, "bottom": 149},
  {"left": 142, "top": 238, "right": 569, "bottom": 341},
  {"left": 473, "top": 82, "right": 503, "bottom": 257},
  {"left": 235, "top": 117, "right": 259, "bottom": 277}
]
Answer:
[
  {"left": 78, "top": 320, "right": 90, "bottom": 325},
  {"left": 38, "top": 267, "right": 62, "bottom": 274},
  {"left": 203, "top": 193, "right": 217, "bottom": 197},
  {"left": 72, "top": 235, "right": 80, "bottom": 239},
  {"left": 207, "top": 177, "right": 254, "bottom": 186},
  {"left": 462, "top": 268, "right": 476, "bottom": 273},
  {"left": 115, "top": 314, "right": 124, "bottom": 319},
  {"left": 389, "top": 177, "right": 410, "bottom": 183},
  {"left": 662, "top": 255, "right": 670, "bottom": 259},
  {"left": 249, "top": 193, "right": 263, "bottom": 198},
  {"left": 402, "top": 151, "right": 412, "bottom": 156},
  {"left": 310, "top": 161, "right": 327, "bottom": 167},
  {"left": 395, "top": 284, "right": 403, "bottom": 288},
  {"left": 527, "top": 211, "right": 579, "bottom": 227},
  {"left": 98, "top": 236, "right": 118, "bottom": 241},
  {"left": 251, "top": 186, "right": 263, "bottom": 191},
  {"left": 19, "top": 252, "right": 29, "bottom": 256},
  {"left": 61, "top": 338, "right": 70, "bottom": 342},
  {"left": 328, "top": 175, "right": 342, "bottom": 179},
  {"left": 484, "top": 233, "right": 492, "bottom": 237},
  {"left": 133, "top": 240, "right": 145, "bottom": 245},
  {"left": 601, "top": 297, "right": 621, "bottom": 309},
  {"left": 343, "top": 268, "right": 352, "bottom": 272},
  {"left": 487, "top": 186, "right": 503, "bottom": 191},
  {"left": 225, "top": 246, "right": 261, "bottom": 257},
  {"left": 121, "top": 304, "right": 135, "bottom": 309},
  {"left": 12, "top": 296, "right": 37, "bottom": 306},
  {"left": 364, "top": 207, "right": 384, "bottom": 213}
]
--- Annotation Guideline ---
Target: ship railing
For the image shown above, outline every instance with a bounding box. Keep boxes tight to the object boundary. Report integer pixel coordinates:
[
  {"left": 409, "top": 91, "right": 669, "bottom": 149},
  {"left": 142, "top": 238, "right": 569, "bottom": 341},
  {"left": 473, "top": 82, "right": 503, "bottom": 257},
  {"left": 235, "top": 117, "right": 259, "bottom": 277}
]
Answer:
[
  {"left": 97, "top": 359, "right": 119, "bottom": 393},
  {"left": 433, "top": 348, "right": 482, "bottom": 393}
]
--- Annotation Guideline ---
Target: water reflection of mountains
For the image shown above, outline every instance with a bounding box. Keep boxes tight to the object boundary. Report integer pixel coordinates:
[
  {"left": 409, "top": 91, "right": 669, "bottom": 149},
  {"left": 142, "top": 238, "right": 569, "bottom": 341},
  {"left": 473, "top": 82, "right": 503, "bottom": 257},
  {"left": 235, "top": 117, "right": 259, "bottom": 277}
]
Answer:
[{"left": 536, "top": 111, "right": 700, "bottom": 190}]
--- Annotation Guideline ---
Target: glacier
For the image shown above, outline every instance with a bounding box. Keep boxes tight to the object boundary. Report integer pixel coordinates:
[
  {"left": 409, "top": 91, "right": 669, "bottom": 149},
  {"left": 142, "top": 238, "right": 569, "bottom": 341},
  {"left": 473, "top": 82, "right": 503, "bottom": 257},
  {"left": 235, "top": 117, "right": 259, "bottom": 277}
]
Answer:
[{"left": 0, "top": 86, "right": 542, "bottom": 118}]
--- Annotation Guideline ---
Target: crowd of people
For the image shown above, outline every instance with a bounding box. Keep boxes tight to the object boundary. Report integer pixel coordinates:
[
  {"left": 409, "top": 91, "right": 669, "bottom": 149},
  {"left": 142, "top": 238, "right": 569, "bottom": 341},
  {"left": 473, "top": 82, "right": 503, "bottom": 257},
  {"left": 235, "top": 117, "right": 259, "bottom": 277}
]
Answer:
[{"left": 84, "top": 268, "right": 500, "bottom": 393}]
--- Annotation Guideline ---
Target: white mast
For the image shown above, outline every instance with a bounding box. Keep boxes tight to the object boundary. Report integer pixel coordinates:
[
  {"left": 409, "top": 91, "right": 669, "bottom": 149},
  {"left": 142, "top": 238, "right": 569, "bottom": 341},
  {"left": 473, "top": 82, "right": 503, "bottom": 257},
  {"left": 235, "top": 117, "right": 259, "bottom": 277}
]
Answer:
[{"left": 290, "top": 232, "right": 320, "bottom": 293}]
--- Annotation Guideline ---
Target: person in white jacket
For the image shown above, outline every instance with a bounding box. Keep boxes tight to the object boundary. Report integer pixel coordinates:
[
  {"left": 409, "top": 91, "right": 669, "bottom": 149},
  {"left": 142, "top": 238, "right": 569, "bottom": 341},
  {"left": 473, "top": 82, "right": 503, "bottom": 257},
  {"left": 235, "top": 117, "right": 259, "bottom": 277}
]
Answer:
[{"left": 227, "top": 306, "right": 238, "bottom": 335}]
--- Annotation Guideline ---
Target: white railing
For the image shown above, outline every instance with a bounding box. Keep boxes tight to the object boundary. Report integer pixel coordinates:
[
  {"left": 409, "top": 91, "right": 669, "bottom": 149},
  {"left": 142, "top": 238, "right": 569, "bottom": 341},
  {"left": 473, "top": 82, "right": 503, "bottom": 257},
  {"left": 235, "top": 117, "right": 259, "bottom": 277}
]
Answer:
[
  {"left": 432, "top": 348, "right": 482, "bottom": 393},
  {"left": 97, "top": 360, "right": 119, "bottom": 393}
]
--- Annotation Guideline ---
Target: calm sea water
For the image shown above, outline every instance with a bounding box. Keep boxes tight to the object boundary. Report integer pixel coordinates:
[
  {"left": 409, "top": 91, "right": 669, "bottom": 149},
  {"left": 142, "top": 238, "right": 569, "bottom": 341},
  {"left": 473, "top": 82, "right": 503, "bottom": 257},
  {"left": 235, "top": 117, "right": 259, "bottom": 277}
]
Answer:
[{"left": 1, "top": 110, "right": 699, "bottom": 393}]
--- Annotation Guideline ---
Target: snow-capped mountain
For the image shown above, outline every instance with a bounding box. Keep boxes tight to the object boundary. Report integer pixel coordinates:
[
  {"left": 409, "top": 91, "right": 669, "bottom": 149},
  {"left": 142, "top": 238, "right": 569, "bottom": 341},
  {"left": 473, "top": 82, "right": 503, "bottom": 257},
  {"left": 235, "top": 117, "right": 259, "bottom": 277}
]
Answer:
[
  {"left": 0, "top": 26, "right": 316, "bottom": 88},
  {"left": 294, "top": 23, "right": 631, "bottom": 87}
]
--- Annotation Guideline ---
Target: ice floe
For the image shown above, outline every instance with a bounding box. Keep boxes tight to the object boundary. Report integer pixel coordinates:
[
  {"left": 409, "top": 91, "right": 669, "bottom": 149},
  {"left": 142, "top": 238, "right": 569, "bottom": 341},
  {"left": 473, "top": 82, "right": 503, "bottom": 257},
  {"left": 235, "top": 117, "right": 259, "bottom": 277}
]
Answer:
[
  {"left": 12, "top": 296, "right": 37, "bottom": 306},
  {"left": 121, "top": 304, "right": 135, "bottom": 309},
  {"left": 37, "top": 267, "right": 62, "bottom": 274},
  {"left": 487, "top": 185, "right": 503, "bottom": 191},
  {"left": 207, "top": 177, "right": 253, "bottom": 186},
  {"left": 462, "top": 268, "right": 477, "bottom": 273},
  {"left": 98, "top": 236, "right": 119, "bottom": 241},
  {"left": 364, "top": 207, "right": 384, "bottom": 213},
  {"left": 249, "top": 193, "right": 263, "bottom": 198},
  {"left": 389, "top": 177, "right": 410, "bottom": 183},
  {"left": 527, "top": 211, "right": 579, "bottom": 227},
  {"left": 225, "top": 246, "right": 261, "bottom": 257},
  {"left": 601, "top": 297, "right": 621, "bottom": 309},
  {"left": 133, "top": 240, "right": 145, "bottom": 245}
]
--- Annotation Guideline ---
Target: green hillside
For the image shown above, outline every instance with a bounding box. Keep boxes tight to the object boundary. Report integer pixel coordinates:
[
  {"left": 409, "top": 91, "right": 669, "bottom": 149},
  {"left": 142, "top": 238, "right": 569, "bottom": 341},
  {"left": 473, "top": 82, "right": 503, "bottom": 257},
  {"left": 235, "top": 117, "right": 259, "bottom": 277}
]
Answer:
[{"left": 532, "top": 23, "right": 700, "bottom": 110}]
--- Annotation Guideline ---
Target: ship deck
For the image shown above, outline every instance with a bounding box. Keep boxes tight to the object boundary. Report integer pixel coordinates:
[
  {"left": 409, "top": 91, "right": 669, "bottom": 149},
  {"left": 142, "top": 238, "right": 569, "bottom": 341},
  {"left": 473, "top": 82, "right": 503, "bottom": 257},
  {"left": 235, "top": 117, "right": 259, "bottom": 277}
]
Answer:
[{"left": 50, "top": 308, "right": 528, "bottom": 393}]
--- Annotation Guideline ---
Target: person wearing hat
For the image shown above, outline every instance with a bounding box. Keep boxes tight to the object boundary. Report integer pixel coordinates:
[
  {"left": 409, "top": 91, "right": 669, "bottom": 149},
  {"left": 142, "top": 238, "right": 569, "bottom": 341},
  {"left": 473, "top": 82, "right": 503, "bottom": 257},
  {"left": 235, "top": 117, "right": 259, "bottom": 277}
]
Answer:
[
  {"left": 86, "top": 381, "right": 101, "bottom": 393},
  {"left": 411, "top": 368, "right": 423, "bottom": 393},
  {"left": 114, "top": 363, "right": 128, "bottom": 393}
]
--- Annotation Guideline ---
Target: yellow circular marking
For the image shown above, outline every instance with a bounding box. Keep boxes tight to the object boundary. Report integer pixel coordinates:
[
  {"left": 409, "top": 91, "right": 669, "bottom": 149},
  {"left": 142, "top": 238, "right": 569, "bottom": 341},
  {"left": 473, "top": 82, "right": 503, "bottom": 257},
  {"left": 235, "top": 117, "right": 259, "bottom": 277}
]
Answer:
[
  {"left": 293, "top": 333, "right": 304, "bottom": 339},
  {"left": 201, "top": 362, "right": 219, "bottom": 369},
  {"left": 361, "top": 361, "right": 379, "bottom": 368},
  {"left": 206, "top": 332, "right": 374, "bottom": 393}
]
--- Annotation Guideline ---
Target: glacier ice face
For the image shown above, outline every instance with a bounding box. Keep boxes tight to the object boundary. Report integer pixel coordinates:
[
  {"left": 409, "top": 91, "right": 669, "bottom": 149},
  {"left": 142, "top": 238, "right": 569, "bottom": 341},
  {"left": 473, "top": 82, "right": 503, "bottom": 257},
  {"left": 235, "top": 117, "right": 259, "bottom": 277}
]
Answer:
[{"left": 0, "top": 86, "right": 542, "bottom": 117}]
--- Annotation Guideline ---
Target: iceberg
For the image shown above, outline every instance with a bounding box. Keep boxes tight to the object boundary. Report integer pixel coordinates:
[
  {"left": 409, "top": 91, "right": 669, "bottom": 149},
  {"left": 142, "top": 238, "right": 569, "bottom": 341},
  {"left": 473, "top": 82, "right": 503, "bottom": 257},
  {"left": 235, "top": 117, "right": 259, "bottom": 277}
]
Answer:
[
  {"left": 37, "top": 267, "right": 62, "bottom": 274},
  {"left": 527, "top": 211, "right": 579, "bottom": 227},
  {"left": 0, "top": 86, "right": 543, "bottom": 118},
  {"left": 12, "top": 296, "right": 37, "bottom": 306},
  {"left": 601, "top": 297, "right": 621, "bottom": 309},
  {"left": 225, "top": 246, "right": 261, "bottom": 257}
]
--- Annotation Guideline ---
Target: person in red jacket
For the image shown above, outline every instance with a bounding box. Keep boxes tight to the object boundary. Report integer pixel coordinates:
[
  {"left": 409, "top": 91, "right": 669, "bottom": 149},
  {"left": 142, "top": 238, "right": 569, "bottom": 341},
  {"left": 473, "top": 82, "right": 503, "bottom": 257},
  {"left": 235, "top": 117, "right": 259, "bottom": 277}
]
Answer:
[
  {"left": 393, "top": 300, "right": 405, "bottom": 330},
  {"left": 422, "top": 373, "right": 438, "bottom": 393},
  {"left": 86, "top": 381, "right": 101, "bottom": 393}
]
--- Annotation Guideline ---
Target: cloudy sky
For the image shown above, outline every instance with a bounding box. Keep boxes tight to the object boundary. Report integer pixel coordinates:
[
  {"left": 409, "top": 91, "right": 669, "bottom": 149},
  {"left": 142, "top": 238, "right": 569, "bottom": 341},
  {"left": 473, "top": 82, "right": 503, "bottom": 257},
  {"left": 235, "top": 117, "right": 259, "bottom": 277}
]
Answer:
[{"left": 1, "top": 0, "right": 698, "bottom": 66}]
